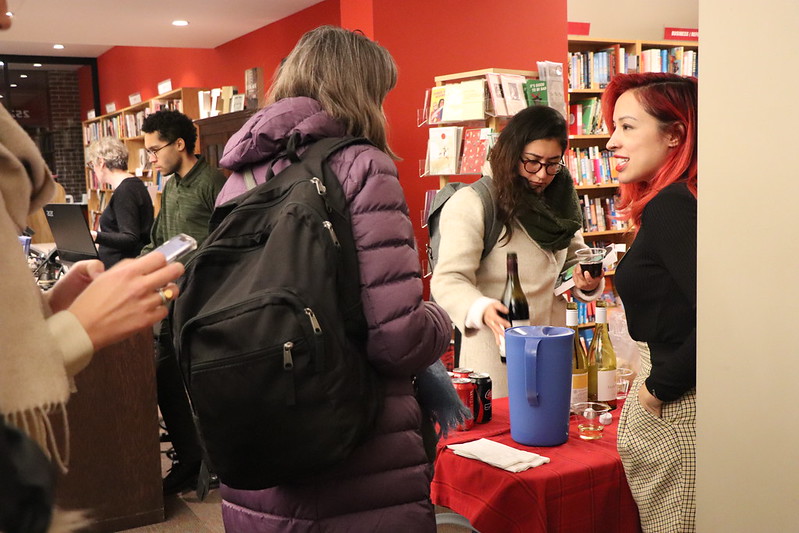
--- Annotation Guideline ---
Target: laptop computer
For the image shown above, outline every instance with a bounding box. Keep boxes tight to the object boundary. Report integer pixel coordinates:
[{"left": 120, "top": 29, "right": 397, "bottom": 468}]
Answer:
[{"left": 43, "top": 203, "right": 99, "bottom": 265}]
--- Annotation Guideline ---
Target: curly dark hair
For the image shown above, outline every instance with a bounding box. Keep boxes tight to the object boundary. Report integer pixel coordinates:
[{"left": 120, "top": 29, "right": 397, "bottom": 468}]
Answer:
[
  {"left": 489, "top": 105, "right": 568, "bottom": 242},
  {"left": 141, "top": 109, "right": 197, "bottom": 154}
]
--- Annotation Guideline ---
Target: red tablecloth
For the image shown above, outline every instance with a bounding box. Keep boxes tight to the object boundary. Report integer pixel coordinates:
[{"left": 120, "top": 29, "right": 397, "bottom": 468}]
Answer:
[{"left": 432, "top": 398, "right": 641, "bottom": 533}]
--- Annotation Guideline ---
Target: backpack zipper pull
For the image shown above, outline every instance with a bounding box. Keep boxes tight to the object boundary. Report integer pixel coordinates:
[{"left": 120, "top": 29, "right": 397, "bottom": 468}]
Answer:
[
  {"left": 304, "top": 308, "right": 323, "bottom": 335},
  {"left": 322, "top": 221, "right": 340, "bottom": 248},
  {"left": 283, "top": 342, "right": 294, "bottom": 370},
  {"left": 310, "top": 177, "right": 327, "bottom": 196},
  {"left": 305, "top": 308, "right": 326, "bottom": 372}
]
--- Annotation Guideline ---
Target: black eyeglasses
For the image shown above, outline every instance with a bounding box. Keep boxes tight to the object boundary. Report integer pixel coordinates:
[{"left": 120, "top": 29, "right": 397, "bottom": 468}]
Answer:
[
  {"left": 520, "top": 158, "right": 565, "bottom": 176},
  {"left": 145, "top": 139, "right": 175, "bottom": 158}
]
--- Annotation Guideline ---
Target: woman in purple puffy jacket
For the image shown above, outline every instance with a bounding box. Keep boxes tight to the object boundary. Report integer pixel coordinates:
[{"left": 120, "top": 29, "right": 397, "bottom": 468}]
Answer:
[{"left": 214, "top": 26, "right": 452, "bottom": 533}]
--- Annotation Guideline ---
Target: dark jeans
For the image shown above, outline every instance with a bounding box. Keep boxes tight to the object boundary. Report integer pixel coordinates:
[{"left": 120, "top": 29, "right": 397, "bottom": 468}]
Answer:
[{"left": 156, "top": 321, "right": 202, "bottom": 466}]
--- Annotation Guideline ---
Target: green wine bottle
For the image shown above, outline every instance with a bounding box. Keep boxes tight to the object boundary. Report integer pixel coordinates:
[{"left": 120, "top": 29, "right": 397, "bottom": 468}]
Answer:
[
  {"left": 567, "top": 302, "right": 588, "bottom": 405},
  {"left": 587, "top": 301, "right": 617, "bottom": 409}
]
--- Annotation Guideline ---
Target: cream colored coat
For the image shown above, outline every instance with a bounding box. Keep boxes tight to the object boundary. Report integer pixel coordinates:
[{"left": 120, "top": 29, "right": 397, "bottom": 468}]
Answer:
[{"left": 430, "top": 186, "right": 603, "bottom": 397}]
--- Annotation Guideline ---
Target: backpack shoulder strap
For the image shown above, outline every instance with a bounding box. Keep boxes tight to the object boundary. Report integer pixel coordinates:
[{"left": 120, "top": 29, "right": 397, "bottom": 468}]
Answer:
[
  {"left": 293, "top": 136, "right": 374, "bottom": 218},
  {"left": 469, "top": 176, "right": 502, "bottom": 259}
]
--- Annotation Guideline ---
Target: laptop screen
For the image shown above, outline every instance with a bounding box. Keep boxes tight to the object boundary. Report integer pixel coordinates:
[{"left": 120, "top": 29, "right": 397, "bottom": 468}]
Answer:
[{"left": 43, "top": 204, "right": 99, "bottom": 264}]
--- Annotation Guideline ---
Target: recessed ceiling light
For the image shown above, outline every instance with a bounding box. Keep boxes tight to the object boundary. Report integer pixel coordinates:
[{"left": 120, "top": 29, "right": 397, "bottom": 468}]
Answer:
[
  {"left": 19, "top": 74, "right": 28, "bottom": 78},
  {"left": 172, "top": 20, "right": 189, "bottom": 27},
  {"left": 53, "top": 44, "right": 64, "bottom": 50},
  {"left": 9, "top": 83, "right": 17, "bottom": 88},
  {"left": 33, "top": 63, "right": 42, "bottom": 67}
]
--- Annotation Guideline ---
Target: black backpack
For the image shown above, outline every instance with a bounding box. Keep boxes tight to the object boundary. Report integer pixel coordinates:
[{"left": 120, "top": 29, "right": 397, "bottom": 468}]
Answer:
[
  {"left": 170, "top": 134, "right": 382, "bottom": 490},
  {"left": 425, "top": 175, "right": 503, "bottom": 274}
]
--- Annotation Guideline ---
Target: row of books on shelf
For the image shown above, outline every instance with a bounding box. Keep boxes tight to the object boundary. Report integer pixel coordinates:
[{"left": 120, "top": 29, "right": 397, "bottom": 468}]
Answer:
[
  {"left": 568, "top": 46, "right": 629, "bottom": 90},
  {"left": 422, "top": 62, "right": 567, "bottom": 125},
  {"left": 569, "top": 97, "right": 607, "bottom": 136},
  {"left": 568, "top": 46, "right": 698, "bottom": 90},
  {"left": 580, "top": 194, "right": 628, "bottom": 233},
  {"left": 82, "top": 98, "right": 184, "bottom": 145},
  {"left": 198, "top": 86, "right": 246, "bottom": 119},
  {"left": 566, "top": 146, "right": 619, "bottom": 186},
  {"left": 641, "top": 47, "right": 698, "bottom": 77},
  {"left": 90, "top": 210, "right": 102, "bottom": 231},
  {"left": 425, "top": 126, "right": 497, "bottom": 176}
]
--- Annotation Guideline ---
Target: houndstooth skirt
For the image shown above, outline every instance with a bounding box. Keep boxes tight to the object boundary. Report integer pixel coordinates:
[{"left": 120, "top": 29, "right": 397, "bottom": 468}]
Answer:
[{"left": 617, "top": 342, "right": 696, "bottom": 533}]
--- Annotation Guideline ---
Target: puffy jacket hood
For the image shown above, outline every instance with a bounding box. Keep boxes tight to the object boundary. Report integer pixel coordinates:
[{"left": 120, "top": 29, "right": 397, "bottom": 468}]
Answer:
[{"left": 219, "top": 97, "right": 346, "bottom": 172}]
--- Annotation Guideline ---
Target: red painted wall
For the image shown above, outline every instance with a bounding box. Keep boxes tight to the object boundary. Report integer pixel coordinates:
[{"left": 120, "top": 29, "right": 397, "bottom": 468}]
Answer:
[
  {"left": 211, "top": 0, "right": 341, "bottom": 95},
  {"left": 371, "top": 0, "right": 567, "bottom": 287},
  {"left": 339, "top": 0, "right": 374, "bottom": 37},
  {"left": 83, "top": 0, "right": 340, "bottom": 118},
  {"left": 95, "top": 46, "right": 215, "bottom": 112}
]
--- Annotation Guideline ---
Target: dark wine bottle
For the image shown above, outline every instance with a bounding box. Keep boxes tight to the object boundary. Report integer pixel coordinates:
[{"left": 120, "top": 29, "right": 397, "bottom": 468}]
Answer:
[{"left": 499, "top": 252, "right": 530, "bottom": 363}]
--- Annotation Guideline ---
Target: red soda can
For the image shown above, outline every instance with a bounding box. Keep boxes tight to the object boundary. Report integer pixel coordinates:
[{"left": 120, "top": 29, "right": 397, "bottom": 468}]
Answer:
[
  {"left": 468, "top": 372, "right": 492, "bottom": 424},
  {"left": 451, "top": 378, "right": 475, "bottom": 431},
  {"left": 452, "top": 367, "right": 473, "bottom": 379},
  {"left": 440, "top": 342, "right": 456, "bottom": 372}
]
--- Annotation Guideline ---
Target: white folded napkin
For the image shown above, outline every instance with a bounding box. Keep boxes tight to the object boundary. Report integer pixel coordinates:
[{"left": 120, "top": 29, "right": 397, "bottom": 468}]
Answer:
[{"left": 447, "top": 438, "right": 550, "bottom": 472}]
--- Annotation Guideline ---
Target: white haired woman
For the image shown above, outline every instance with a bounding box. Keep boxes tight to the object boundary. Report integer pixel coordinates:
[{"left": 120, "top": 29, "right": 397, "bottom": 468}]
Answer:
[{"left": 86, "top": 137, "right": 153, "bottom": 268}]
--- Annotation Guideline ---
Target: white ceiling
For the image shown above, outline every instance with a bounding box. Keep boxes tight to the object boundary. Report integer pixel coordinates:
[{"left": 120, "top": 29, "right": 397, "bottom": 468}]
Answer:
[{"left": 0, "top": 0, "right": 324, "bottom": 57}]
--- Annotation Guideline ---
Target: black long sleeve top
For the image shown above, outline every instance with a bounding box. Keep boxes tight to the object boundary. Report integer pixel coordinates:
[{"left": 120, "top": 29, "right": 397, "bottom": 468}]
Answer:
[
  {"left": 614, "top": 182, "right": 696, "bottom": 402},
  {"left": 95, "top": 177, "right": 154, "bottom": 268}
]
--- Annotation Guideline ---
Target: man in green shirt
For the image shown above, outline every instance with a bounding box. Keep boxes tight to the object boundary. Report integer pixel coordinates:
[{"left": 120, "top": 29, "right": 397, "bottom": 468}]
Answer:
[
  {"left": 141, "top": 110, "right": 225, "bottom": 495},
  {"left": 141, "top": 110, "right": 225, "bottom": 259}
]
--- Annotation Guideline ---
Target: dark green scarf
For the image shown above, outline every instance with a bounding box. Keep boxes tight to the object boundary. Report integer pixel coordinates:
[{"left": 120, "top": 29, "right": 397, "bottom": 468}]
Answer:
[{"left": 515, "top": 170, "right": 582, "bottom": 251}]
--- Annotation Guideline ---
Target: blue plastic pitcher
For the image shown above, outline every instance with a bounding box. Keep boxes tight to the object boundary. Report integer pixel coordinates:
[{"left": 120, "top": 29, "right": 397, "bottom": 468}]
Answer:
[{"left": 505, "top": 326, "right": 573, "bottom": 446}]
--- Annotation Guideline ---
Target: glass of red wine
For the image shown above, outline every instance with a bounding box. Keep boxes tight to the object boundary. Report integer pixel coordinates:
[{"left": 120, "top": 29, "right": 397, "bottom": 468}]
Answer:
[{"left": 575, "top": 247, "right": 606, "bottom": 278}]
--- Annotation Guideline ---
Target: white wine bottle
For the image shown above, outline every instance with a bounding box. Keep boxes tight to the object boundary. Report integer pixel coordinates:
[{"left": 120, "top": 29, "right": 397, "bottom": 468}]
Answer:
[
  {"left": 567, "top": 302, "right": 588, "bottom": 405},
  {"left": 499, "top": 252, "right": 530, "bottom": 363},
  {"left": 587, "top": 301, "right": 617, "bottom": 409}
]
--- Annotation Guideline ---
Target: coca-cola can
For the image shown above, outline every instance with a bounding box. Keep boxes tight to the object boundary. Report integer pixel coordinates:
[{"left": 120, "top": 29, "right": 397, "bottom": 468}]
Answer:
[
  {"left": 440, "top": 342, "right": 456, "bottom": 372},
  {"left": 452, "top": 367, "right": 473, "bottom": 379},
  {"left": 451, "top": 378, "right": 475, "bottom": 431},
  {"left": 468, "top": 372, "right": 492, "bottom": 424}
]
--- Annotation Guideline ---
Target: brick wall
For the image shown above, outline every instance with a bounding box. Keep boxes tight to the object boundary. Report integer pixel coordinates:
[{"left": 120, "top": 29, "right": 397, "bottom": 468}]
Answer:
[{"left": 47, "top": 70, "right": 86, "bottom": 200}]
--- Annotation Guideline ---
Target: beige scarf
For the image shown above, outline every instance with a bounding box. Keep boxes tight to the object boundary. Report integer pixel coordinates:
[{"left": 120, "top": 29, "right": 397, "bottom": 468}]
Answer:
[{"left": 0, "top": 105, "right": 71, "bottom": 471}]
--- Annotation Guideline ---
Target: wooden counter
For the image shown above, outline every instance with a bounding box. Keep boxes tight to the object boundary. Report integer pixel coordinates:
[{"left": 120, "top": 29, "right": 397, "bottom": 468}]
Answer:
[{"left": 55, "top": 328, "right": 164, "bottom": 531}]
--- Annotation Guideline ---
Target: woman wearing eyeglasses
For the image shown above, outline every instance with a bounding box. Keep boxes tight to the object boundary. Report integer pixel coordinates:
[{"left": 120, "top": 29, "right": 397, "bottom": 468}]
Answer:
[{"left": 431, "top": 105, "right": 603, "bottom": 397}]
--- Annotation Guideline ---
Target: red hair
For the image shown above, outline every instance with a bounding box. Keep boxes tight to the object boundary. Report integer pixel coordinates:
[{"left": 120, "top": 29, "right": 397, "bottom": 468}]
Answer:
[{"left": 601, "top": 73, "right": 698, "bottom": 230}]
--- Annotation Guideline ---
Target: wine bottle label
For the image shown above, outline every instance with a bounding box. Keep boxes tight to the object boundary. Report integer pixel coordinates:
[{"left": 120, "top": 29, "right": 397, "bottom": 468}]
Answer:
[
  {"left": 571, "top": 373, "right": 588, "bottom": 405},
  {"left": 499, "top": 321, "right": 529, "bottom": 361},
  {"left": 596, "top": 369, "right": 616, "bottom": 402}
]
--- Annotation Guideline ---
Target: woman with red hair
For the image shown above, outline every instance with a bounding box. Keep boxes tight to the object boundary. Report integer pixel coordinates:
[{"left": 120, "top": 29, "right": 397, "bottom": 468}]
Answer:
[{"left": 603, "top": 72, "right": 698, "bottom": 533}]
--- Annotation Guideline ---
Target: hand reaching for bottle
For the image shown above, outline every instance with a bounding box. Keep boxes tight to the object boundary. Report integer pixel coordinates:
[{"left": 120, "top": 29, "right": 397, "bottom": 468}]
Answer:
[
  {"left": 62, "top": 251, "right": 184, "bottom": 351},
  {"left": 483, "top": 301, "right": 510, "bottom": 347}
]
